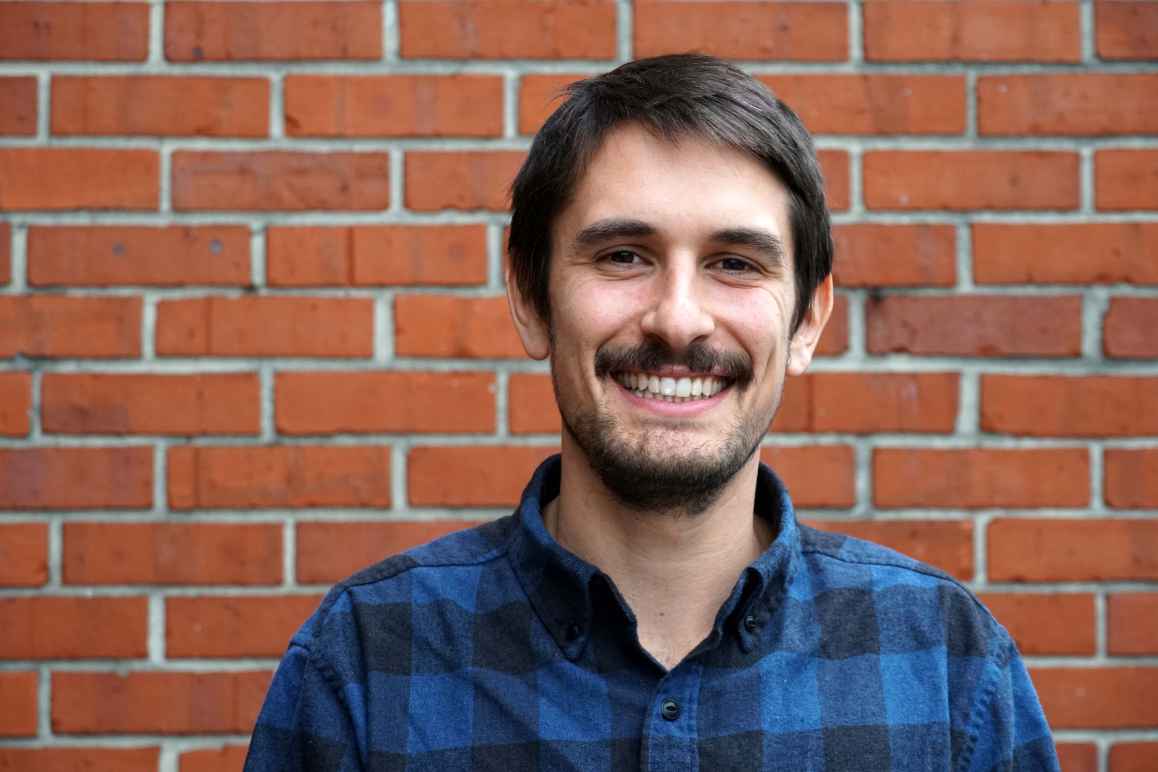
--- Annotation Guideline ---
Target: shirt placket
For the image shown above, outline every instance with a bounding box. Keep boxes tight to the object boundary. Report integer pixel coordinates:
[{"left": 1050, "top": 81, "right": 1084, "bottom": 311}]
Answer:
[{"left": 643, "top": 660, "right": 703, "bottom": 772}]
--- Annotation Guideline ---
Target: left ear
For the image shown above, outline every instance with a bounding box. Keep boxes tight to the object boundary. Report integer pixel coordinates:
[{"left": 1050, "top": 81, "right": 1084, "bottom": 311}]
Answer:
[{"left": 787, "top": 273, "right": 834, "bottom": 376}]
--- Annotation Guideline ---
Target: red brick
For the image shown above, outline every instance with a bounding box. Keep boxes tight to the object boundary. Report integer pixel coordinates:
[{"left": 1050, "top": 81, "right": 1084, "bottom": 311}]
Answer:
[
  {"left": 52, "top": 670, "right": 270, "bottom": 734},
  {"left": 165, "top": 1, "right": 381, "bottom": 61},
  {"left": 1104, "top": 298, "right": 1158, "bottom": 359},
  {"left": 0, "top": 748, "right": 159, "bottom": 772},
  {"left": 0, "top": 597, "right": 147, "bottom": 659},
  {"left": 867, "top": 295, "right": 1081, "bottom": 358},
  {"left": 875, "top": 448, "right": 1089, "bottom": 509},
  {"left": 169, "top": 445, "right": 391, "bottom": 510},
  {"left": 773, "top": 372, "right": 959, "bottom": 434},
  {"left": 863, "top": 0, "right": 1080, "bottom": 62},
  {"left": 0, "top": 77, "right": 36, "bottom": 135},
  {"left": 405, "top": 151, "right": 524, "bottom": 212},
  {"left": 1111, "top": 742, "right": 1158, "bottom": 772},
  {"left": 0, "top": 222, "right": 8, "bottom": 284},
  {"left": 973, "top": 223, "right": 1158, "bottom": 285},
  {"left": 982, "top": 376, "right": 1158, "bottom": 437},
  {"left": 0, "top": 523, "right": 48, "bottom": 587},
  {"left": 0, "top": 447, "right": 151, "bottom": 510},
  {"left": 28, "top": 225, "right": 250, "bottom": 287},
  {"left": 278, "top": 371, "right": 495, "bottom": 434},
  {"left": 1032, "top": 667, "right": 1158, "bottom": 729},
  {"left": 0, "top": 149, "right": 158, "bottom": 210},
  {"left": 297, "top": 520, "right": 474, "bottom": 583},
  {"left": 1109, "top": 594, "right": 1158, "bottom": 655},
  {"left": 759, "top": 445, "right": 855, "bottom": 509},
  {"left": 832, "top": 225, "right": 956, "bottom": 287},
  {"left": 519, "top": 73, "right": 582, "bottom": 135},
  {"left": 399, "top": 0, "right": 616, "bottom": 59},
  {"left": 266, "top": 225, "right": 487, "bottom": 287},
  {"left": 0, "top": 297, "right": 140, "bottom": 358},
  {"left": 166, "top": 595, "right": 322, "bottom": 658},
  {"left": 1097, "top": 1, "right": 1158, "bottom": 60},
  {"left": 285, "top": 75, "right": 502, "bottom": 138},
  {"left": 179, "top": 746, "right": 249, "bottom": 772},
  {"left": 172, "top": 151, "right": 389, "bottom": 211},
  {"left": 63, "top": 522, "right": 282, "bottom": 585},
  {"left": 979, "top": 75, "right": 1158, "bottom": 136},
  {"left": 395, "top": 295, "right": 526, "bottom": 358},
  {"left": 806, "top": 520, "right": 974, "bottom": 580},
  {"left": 52, "top": 76, "right": 269, "bottom": 137},
  {"left": 978, "top": 593, "right": 1095, "bottom": 655},
  {"left": 818, "top": 150, "right": 849, "bottom": 212},
  {"left": 816, "top": 293, "right": 848, "bottom": 356},
  {"left": 1056, "top": 744, "right": 1098, "bottom": 772},
  {"left": 0, "top": 372, "right": 30, "bottom": 437},
  {"left": 864, "top": 151, "right": 1079, "bottom": 210},
  {"left": 0, "top": 672, "right": 37, "bottom": 737},
  {"left": 0, "top": 2, "right": 148, "bottom": 61},
  {"left": 408, "top": 446, "right": 556, "bottom": 507},
  {"left": 509, "top": 373, "right": 558, "bottom": 435},
  {"left": 634, "top": 1, "right": 846, "bottom": 61},
  {"left": 989, "top": 519, "right": 1158, "bottom": 582},
  {"left": 43, "top": 373, "right": 260, "bottom": 436},
  {"left": 764, "top": 75, "right": 965, "bottom": 135},
  {"left": 155, "top": 296, "right": 373, "bottom": 358},
  {"left": 1105, "top": 449, "right": 1158, "bottom": 509},
  {"left": 1096, "top": 150, "right": 1158, "bottom": 211}
]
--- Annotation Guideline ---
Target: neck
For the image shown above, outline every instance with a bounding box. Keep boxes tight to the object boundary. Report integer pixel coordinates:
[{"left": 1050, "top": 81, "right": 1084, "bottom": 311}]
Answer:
[{"left": 545, "top": 439, "right": 772, "bottom": 669}]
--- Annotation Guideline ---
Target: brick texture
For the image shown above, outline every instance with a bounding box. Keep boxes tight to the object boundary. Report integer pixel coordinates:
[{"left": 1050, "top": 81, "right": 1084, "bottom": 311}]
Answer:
[
  {"left": 1111, "top": 743, "right": 1158, "bottom": 772},
  {"left": 979, "top": 75, "right": 1158, "bottom": 136},
  {"left": 1104, "top": 298, "right": 1158, "bottom": 359},
  {"left": 989, "top": 519, "right": 1158, "bottom": 582},
  {"left": 773, "top": 372, "right": 959, "bottom": 434},
  {"left": 972, "top": 223, "right": 1158, "bottom": 285},
  {"left": 1105, "top": 450, "right": 1158, "bottom": 509},
  {"left": 296, "top": 520, "right": 474, "bottom": 583},
  {"left": 0, "top": 524, "right": 48, "bottom": 587},
  {"left": 395, "top": 295, "right": 527, "bottom": 358},
  {"left": 166, "top": 595, "right": 322, "bottom": 658},
  {"left": 832, "top": 224, "right": 956, "bottom": 287},
  {"left": 179, "top": 746, "right": 249, "bottom": 772},
  {"left": 408, "top": 446, "right": 558, "bottom": 507},
  {"left": 1033, "top": 667, "right": 1158, "bottom": 729},
  {"left": 405, "top": 151, "right": 525, "bottom": 211},
  {"left": 0, "top": 77, "right": 36, "bottom": 135},
  {"left": 1096, "top": 1, "right": 1158, "bottom": 60},
  {"left": 0, "top": 2, "right": 149, "bottom": 61},
  {"left": 0, "top": 671, "right": 38, "bottom": 737},
  {"left": 0, "top": 296, "right": 141, "bottom": 358},
  {"left": 764, "top": 75, "right": 965, "bottom": 135},
  {"left": 1096, "top": 150, "right": 1158, "bottom": 211},
  {"left": 0, "top": 447, "right": 152, "bottom": 510},
  {"left": 0, "top": 372, "right": 30, "bottom": 437},
  {"left": 1108, "top": 594, "right": 1158, "bottom": 655},
  {"left": 981, "top": 376, "right": 1158, "bottom": 437},
  {"left": 805, "top": 520, "right": 974, "bottom": 580},
  {"left": 0, "top": 597, "right": 148, "bottom": 659},
  {"left": 0, "top": 149, "right": 158, "bottom": 210},
  {"left": 979, "top": 593, "right": 1095, "bottom": 655},
  {"left": 758, "top": 445, "right": 856, "bottom": 509},
  {"left": 0, "top": 748, "right": 159, "bottom": 772}
]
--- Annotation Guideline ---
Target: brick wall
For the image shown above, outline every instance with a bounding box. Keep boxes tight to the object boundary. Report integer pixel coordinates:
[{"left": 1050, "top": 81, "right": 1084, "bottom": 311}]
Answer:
[{"left": 0, "top": 1, "right": 1156, "bottom": 769}]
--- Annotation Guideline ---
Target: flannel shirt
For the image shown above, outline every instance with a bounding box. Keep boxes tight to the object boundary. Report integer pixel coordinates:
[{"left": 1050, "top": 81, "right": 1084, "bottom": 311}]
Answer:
[{"left": 245, "top": 455, "right": 1060, "bottom": 771}]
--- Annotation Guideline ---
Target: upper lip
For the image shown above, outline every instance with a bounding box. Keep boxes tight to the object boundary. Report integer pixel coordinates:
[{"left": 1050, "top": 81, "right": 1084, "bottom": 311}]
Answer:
[{"left": 611, "top": 365, "right": 731, "bottom": 378}]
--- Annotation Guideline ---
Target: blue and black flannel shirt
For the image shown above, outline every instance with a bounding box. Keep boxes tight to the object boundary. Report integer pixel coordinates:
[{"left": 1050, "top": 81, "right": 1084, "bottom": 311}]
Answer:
[{"left": 245, "top": 455, "right": 1060, "bottom": 771}]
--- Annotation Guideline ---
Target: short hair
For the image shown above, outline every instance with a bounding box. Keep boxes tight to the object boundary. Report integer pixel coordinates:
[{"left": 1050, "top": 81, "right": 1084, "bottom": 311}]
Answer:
[{"left": 508, "top": 53, "right": 834, "bottom": 335}]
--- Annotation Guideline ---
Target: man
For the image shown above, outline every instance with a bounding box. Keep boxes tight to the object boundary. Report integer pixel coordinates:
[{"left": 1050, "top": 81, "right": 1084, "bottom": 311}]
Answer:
[{"left": 245, "top": 55, "right": 1059, "bottom": 771}]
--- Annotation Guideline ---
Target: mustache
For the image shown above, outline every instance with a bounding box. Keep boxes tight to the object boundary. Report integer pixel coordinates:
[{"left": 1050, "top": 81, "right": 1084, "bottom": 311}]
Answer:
[{"left": 593, "top": 339, "right": 754, "bottom": 387}]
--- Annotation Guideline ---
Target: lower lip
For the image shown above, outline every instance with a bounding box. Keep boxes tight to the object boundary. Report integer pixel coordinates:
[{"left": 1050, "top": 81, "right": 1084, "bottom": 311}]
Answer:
[{"left": 614, "top": 379, "right": 731, "bottom": 416}]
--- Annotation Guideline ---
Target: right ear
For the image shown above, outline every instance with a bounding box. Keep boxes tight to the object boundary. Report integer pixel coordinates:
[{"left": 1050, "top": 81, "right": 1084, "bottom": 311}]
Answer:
[{"left": 505, "top": 261, "right": 551, "bottom": 361}]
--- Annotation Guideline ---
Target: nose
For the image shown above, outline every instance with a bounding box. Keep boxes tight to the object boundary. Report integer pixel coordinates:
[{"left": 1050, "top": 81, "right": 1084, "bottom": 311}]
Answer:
[{"left": 639, "top": 262, "right": 715, "bottom": 350}]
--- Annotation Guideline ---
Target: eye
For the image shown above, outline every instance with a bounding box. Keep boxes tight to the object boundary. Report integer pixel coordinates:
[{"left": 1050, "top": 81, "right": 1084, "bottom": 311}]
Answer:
[
  {"left": 599, "top": 249, "right": 644, "bottom": 266},
  {"left": 712, "top": 256, "right": 758, "bottom": 274}
]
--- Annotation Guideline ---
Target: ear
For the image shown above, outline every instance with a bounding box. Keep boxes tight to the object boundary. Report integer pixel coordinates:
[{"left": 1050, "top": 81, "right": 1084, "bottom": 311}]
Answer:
[
  {"left": 786, "top": 273, "right": 834, "bottom": 376},
  {"left": 505, "top": 261, "right": 551, "bottom": 361}
]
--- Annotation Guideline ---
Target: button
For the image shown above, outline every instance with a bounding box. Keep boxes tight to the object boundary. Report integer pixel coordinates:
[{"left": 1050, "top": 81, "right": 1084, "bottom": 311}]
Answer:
[
  {"left": 743, "top": 615, "right": 760, "bottom": 633},
  {"left": 660, "top": 699, "right": 681, "bottom": 721},
  {"left": 565, "top": 622, "right": 582, "bottom": 642}
]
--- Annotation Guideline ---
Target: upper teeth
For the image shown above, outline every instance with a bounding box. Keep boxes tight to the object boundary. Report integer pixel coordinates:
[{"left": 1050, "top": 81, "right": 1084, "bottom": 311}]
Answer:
[{"left": 614, "top": 372, "right": 725, "bottom": 399}]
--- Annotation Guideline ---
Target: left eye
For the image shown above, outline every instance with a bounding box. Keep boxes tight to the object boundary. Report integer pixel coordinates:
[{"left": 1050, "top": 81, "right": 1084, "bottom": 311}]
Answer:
[
  {"left": 715, "top": 257, "right": 755, "bottom": 273},
  {"left": 604, "top": 250, "right": 641, "bottom": 265}
]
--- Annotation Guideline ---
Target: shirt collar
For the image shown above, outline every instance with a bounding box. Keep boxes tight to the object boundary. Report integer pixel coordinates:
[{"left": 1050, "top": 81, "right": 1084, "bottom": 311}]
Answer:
[{"left": 508, "top": 454, "right": 802, "bottom": 661}]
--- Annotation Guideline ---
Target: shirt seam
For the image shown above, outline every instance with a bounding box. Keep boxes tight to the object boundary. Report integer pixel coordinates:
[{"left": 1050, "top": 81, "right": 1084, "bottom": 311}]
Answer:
[
  {"left": 294, "top": 640, "right": 368, "bottom": 769},
  {"left": 954, "top": 636, "right": 1014, "bottom": 772}
]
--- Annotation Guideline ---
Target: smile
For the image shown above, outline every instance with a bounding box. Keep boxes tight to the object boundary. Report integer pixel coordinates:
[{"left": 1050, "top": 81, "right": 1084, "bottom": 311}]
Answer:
[{"left": 612, "top": 371, "right": 730, "bottom": 403}]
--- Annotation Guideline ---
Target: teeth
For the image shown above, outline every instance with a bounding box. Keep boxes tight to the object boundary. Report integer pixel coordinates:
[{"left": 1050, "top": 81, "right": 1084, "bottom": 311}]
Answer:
[
  {"left": 691, "top": 378, "right": 703, "bottom": 397},
  {"left": 660, "top": 377, "right": 676, "bottom": 396},
  {"left": 614, "top": 372, "right": 728, "bottom": 402},
  {"left": 675, "top": 378, "right": 691, "bottom": 397}
]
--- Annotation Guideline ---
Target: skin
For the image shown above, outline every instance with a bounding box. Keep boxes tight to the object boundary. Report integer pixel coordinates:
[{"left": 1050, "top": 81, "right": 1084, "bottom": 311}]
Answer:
[{"left": 507, "top": 123, "right": 833, "bottom": 669}]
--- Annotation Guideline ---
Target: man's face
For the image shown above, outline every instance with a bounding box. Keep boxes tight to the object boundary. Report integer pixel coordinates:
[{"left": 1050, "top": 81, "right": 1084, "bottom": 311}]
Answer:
[{"left": 509, "top": 124, "right": 830, "bottom": 513}]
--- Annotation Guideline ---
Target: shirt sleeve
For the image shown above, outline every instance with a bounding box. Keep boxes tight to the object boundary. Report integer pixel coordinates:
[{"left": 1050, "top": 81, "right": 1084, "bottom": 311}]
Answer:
[
  {"left": 961, "top": 638, "right": 1061, "bottom": 772},
  {"left": 244, "top": 643, "right": 364, "bottom": 772}
]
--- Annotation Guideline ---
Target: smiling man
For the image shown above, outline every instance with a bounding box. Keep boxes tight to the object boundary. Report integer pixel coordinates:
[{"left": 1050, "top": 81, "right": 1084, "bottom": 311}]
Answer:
[{"left": 245, "top": 55, "right": 1059, "bottom": 771}]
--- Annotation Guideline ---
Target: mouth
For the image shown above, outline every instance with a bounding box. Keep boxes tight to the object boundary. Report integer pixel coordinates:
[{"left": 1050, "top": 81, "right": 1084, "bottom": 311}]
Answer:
[{"left": 611, "top": 371, "right": 732, "bottom": 403}]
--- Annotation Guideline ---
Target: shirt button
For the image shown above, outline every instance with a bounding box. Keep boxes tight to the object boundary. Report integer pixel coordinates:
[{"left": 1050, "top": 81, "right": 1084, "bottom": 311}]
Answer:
[
  {"left": 660, "top": 699, "right": 681, "bottom": 721},
  {"left": 743, "top": 615, "right": 760, "bottom": 633}
]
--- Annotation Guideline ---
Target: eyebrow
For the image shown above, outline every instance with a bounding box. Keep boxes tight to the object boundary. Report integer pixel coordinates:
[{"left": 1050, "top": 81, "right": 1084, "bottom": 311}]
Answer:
[
  {"left": 571, "top": 218, "right": 657, "bottom": 251},
  {"left": 709, "top": 227, "right": 787, "bottom": 267}
]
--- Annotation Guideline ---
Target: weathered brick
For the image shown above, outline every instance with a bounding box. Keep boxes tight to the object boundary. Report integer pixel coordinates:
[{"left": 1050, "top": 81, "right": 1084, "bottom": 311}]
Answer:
[
  {"left": 398, "top": 0, "right": 616, "bottom": 59},
  {"left": 0, "top": 597, "right": 147, "bottom": 659},
  {"left": 0, "top": 2, "right": 148, "bottom": 61},
  {"left": 266, "top": 225, "right": 487, "bottom": 287},
  {"left": 172, "top": 151, "right": 390, "bottom": 211},
  {"left": 981, "top": 376, "right": 1158, "bottom": 437},
  {"left": 1108, "top": 594, "right": 1158, "bottom": 655},
  {"left": 165, "top": 1, "right": 381, "bottom": 61},
  {"left": 296, "top": 520, "right": 474, "bottom": 583},
  {"left": 0, "top": 672, "right": 37, "bottom": 736},
  {"left": 518, "top": 73, "right": 582, "bottom": 135},
  {"left": 395, "top": 295, "right": 526, "bottom": 358},
  {"left": 405, "top": 151, "right": 524, "bottom": 211},
  {"left": 875, "top": 448, "right": 1089, "bottom": 509},
  {"left": 277, "top": 371, "right": 495, "bottom": 434},
  {"left": 989, "top": 519, "right": 1158, "bottom": 582},
  {"left": 52, "top": 670, "right": 271, "bottom": 734},
  {"left": 972, "top": 223, "right": 1158, "bottom": 285},
  {"left": 0, "top": 372, "right": 30, "bottom": 437},
  {"left": 1096, "top": 1, "right": 1158, "bottom": 60},
  {"left": 772, "top": 373, "right": 959, "bottom": 434},
  {"left": 28, "top": 225, "right": 250, "bottom": 287},
  {"left": 979, "top": 75, "right": 1158, "bottom": 136},
  {"left": 832, "top": 224, "right": 956, "bottom": 287},
  {"left": 978, "top": 593, "right": 1095, "bottom": 655},
  {"left": 0, "top": 149, "right": 158, "bottom": 210},
  {"left": 763, "top": 75, "right": 965, "bottom": 135},
  {"left": 759, "top": 445, "right": 855, "bottom": 509},
  {"left": 408, "top": 446, "right": 557, "bottom": 506},
  {"left": 0, "top": 77, "right": 36, "bottom": 135},
  {"left": 52, "top": 76, "right": 269, "bottom": 137},
  {"left": 0, "top": 296, "right": 140, "bottom": 358},
  {"left": 43, "top": 373, "right": 260, "bottom": 436},
  {"left": 1096, "top": 150, "right": 1158, "bottom": 211},
  {"left": 1111, "top": 743, "right": 1158, "bottom": 772},
  {"left": 0, "top": 447, "right": 152, "bottom": 510},
  {"left": 806, "top": 520, "right": 974, "bottom": 580},
  {"left": 508, "top": 373, "right": 558, "bottom": 435},
  {"left": 168, "top": 445, "right": 391, "bottom": 509},
  {"left": 863, "top": 151, "right": 1079, "bottom": 210},
  {"left": 155, "top": 297, "right": 374, "bottom": 358},
  {"left": 816, "top": 293, "right": 848, "bottom": 355},
  {"left": 634, "top": 1, "right": 847, "bottom": 61},
  {"left": 179, "top": 746, "right": 249, "bottom": 772},
  {"left": 0, "top": 748, "right": 159, "bottom": 772},
  {"left": 818, "top": 150, "right": 849, "bottom": 211},
  {"left": 1057, "top": 744, "right": 1098, "bottom": 772},
  {"left": 285, "top": 75, "right": 503, "bottom": 137},
  {"left": 0, "top": 523, "right": 48, "bottom": 587},
  {"left": 1105, "top": 449, "right": 1158, "bottom": 509},
  {"left": 1032, "top": 667, "right": 1158, "bottom": 729},
  {"left": 63, "top": 522, "right": 282, "bottom": 585},
  {"left": 867, "top": 295, "right": 1082, "bottom": 357},
  {"left": 166, "top": 595, "right": 322, "bottom": 658},
  {"left": 0, "top": 222, "right": 9, "bottom": 284},
  {"left": 1104, "top": 298, "right": 1158, "bottom": 358},
  {"left": 863, "top": 0, "right": 1080, "bottom": 62}
]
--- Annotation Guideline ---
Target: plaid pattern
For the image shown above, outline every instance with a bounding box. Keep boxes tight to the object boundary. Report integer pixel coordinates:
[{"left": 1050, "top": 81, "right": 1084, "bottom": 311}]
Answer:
[{"left": 245, "top": 455, "right": 1059, "bottom": 771}]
